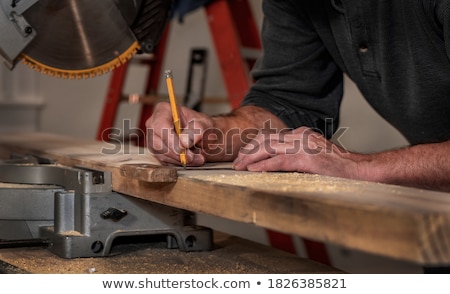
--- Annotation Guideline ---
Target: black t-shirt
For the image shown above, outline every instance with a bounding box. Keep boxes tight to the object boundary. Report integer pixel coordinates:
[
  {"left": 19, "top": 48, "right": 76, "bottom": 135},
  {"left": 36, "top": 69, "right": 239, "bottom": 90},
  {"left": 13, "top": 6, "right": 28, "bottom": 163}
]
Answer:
[{"left": 242, "top": 0, "right": 450, "bottom": 145}]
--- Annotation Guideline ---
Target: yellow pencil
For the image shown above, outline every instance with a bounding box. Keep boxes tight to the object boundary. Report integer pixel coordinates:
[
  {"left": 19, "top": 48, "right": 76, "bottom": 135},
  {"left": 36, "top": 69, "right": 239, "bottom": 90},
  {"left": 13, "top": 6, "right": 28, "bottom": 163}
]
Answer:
[{"left": 164, "top": 70, "right": 187, "bottom": 168}]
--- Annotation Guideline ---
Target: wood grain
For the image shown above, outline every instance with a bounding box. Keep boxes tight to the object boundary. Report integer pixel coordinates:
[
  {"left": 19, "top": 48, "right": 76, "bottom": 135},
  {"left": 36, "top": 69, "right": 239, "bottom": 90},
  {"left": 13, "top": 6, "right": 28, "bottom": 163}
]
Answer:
[
  {"left": 0, "top": 132, "right": 177, "bottom": 182},
  {"left": 1, "top": 132, "right": 450, "bottom": 266}
]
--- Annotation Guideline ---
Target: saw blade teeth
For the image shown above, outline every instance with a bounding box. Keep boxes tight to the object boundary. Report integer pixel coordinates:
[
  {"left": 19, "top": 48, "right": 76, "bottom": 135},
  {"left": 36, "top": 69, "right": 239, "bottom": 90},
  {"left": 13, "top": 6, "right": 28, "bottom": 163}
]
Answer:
[{"left": 20, "top": 42, "right": 140, "bottom": 79}]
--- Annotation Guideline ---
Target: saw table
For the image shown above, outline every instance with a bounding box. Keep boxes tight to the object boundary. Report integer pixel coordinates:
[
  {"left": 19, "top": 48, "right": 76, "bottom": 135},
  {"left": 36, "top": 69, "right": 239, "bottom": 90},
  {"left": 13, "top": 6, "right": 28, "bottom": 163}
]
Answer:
[{"left": 0, "top": 132, "right": 450, "bottom": 269}]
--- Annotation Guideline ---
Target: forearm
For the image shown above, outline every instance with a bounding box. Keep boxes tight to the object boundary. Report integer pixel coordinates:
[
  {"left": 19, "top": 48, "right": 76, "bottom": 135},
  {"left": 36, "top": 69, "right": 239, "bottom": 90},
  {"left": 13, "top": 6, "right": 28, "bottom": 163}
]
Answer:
[
  {"left": 205, "top": 106, "right": 288, "bottom": 162},
  {"left": 357, "top": 140, "right": 450, "bottom": 192}
]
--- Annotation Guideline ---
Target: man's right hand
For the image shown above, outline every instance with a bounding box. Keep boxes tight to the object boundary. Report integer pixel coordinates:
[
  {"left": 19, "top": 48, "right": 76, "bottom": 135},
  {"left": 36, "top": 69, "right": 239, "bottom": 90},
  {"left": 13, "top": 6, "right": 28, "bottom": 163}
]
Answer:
[{"left": 145, "top": 102, "right": 215, "bottom": 166}]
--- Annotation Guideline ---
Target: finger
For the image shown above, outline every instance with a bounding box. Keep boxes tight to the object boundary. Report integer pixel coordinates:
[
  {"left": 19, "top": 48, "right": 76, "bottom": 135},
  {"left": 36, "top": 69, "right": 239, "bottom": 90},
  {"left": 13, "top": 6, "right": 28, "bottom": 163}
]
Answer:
[
  {"left": 146, "top": 102, "right": 175, "bottom": 153},
  {"left": 186, "top": 151, "right": 206, "bottom": 166},
  {"left": 246, "top": 155, "right": 304, "bottom": 172},
  {"left": 154, "top": 154, "right": 181, "bottom": 166},
  {"left": 233, "top": 139, "right": 274, "bottom": 170},
  {"left": 149, "top": 137, "right": 186, "bottom": 165},
  {"left": 291, "top": 126, "right": 313, "bottom": 135},
  {"left": 147, "top": 102, "right": 191, "bottom": 164},
  {"left": 234, "top": 136, "right": 308, "bottom": 171},
  {"left": 147, "top": 103, "right": 210, "bottom": 167}
]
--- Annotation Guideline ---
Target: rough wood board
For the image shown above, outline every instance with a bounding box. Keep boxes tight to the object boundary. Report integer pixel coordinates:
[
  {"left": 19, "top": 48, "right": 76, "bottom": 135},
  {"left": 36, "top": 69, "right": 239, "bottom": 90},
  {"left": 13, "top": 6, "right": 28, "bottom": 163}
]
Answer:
[
  {"left": 1, "top": 132, "right": 450, "bottom": 265},
  {"left": 0, "top": 132, "right": 177, "bottom": 182},
  {"left": 0, "top": 232, "right": 342, "bottom": 274},
  {"left": 113, "top": 172, "right": 450, "bottom": 266}
]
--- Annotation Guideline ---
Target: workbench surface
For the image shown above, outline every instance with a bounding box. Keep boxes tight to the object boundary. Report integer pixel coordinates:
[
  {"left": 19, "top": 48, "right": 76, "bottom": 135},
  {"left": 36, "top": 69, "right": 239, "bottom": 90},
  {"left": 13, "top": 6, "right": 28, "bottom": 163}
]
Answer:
[
  {"left": 0, "top": 232, "right": 341, "bottom": 274},
  {"left": 1, "top": 132, "right": 450, "bottom": 266}
]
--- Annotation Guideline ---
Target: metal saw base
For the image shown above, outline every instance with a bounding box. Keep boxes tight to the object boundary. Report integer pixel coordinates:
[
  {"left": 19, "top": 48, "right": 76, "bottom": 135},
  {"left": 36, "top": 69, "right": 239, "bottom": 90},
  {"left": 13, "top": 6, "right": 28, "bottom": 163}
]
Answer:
[{"left": 0, "top": 159, "right": 212, "bottom": 259}]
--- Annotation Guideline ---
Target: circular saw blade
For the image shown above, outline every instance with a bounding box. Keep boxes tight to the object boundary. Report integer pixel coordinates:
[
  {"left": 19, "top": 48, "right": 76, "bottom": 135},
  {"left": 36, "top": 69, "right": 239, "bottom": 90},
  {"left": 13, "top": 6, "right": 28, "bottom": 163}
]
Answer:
[{"left": 20, "top": 0, "right": 140, "bottom": 79}]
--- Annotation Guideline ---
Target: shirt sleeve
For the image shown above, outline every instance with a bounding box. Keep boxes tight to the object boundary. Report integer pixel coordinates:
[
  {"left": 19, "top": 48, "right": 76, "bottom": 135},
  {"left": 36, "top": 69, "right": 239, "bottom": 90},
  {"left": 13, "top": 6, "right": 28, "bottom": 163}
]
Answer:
[
  {"left": 437, "top": 1, "right": 450, "bottom": 60},
  {"left": 241, "top": 0, "right": 343, "bottom": 138}
]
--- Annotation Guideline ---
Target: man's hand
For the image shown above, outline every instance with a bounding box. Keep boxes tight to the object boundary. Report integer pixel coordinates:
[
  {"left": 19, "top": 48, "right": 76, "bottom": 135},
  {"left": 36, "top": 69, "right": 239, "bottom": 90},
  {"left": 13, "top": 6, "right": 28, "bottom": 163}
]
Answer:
[
  {"left": 233, "top": 126, "right": 450, "bottom": 192},
  {"left": 146, "top": 102, "right": 214, "bottom": 166},
  {"left": 233, "top": 126, "right": 361, "bottom": 179}
]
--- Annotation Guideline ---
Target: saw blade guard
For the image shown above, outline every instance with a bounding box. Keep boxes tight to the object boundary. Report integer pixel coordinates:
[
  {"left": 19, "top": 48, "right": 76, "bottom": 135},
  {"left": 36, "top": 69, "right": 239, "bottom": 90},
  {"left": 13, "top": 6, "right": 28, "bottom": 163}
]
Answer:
[{"left": 1, "top": 0, "right": 172, "bottom": 79}]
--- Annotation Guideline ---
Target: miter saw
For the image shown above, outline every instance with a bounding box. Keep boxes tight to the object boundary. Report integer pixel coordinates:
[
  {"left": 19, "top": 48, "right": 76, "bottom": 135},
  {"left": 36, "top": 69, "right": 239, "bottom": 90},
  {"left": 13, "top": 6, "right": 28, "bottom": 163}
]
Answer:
[
  {"left": 0, "top": 0, "right": 214, "bottom": 259},
  {"left": 0, "top": 0, "right": 172, "bottom": 78},
  {"left": 0, "top": 155, "right": 213, "bottom": 259}
]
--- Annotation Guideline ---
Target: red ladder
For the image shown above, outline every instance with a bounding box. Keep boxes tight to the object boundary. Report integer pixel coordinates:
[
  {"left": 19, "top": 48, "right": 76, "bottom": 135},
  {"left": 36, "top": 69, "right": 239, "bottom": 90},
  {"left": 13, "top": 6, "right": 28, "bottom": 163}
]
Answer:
[
  {"left": 204, "top": 0, "right": 261, "bottom": 109},
  {"left": 96, "top": 24, "right": 170, "bottom": 145},
  {"left": 96, "top": 0, "right": 331, "bottom": 266}
]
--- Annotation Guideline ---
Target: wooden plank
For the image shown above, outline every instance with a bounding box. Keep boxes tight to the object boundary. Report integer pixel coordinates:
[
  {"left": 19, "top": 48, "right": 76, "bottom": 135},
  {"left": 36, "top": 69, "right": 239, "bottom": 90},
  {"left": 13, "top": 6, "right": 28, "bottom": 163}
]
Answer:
[
  {"left": 0, "top": 132, "right": 177, "bottom": 182},
  {"left": 1, "top": 132, "right": 450, "bottom": 266},
  {"left": 114, "top": 171, "right": 450, "bottom": 266}
]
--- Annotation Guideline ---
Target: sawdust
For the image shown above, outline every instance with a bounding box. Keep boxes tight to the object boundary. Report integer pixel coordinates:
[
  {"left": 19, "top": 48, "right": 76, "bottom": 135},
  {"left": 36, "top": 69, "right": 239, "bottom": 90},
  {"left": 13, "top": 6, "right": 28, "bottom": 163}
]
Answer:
[
  {"left": 58, "top": 231, "right": 84, "bottom": 237},
  {"left": 187, "top": 172, "right": 375, "bottom": 194},
  {"left": 0, "top": 232, "right": 343, "bottom": 274},
  {"left": 0, "top": 183, "right": 59, "bottom": 189}
]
